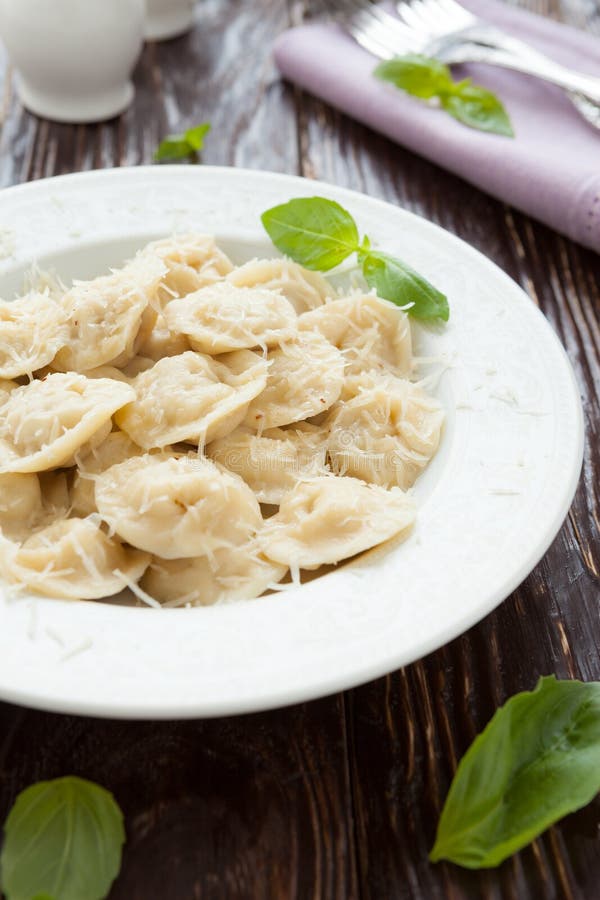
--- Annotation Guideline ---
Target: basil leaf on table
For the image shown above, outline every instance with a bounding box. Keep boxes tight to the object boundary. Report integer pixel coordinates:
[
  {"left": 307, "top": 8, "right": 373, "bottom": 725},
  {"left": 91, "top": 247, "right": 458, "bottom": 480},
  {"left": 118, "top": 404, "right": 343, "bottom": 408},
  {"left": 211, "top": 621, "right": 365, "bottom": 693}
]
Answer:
[
  {"left": 442, "top": 82, "right": 515, "bottom": 137},
  {"left": 375, "top": 54, "right": 514, "bottom": 137},
  {"left": 361, "top": 250, "right": 449, "bottom": 322},
  {"left": 261, "top": 196, "right": 360, "bottom": 271},
  {"left": 1, "top": 776, "right": 125, "bottom": 900},
  {"left": 430, "top": 676, "right": 600, "bottom": 869},
  {"left": 154, "top": 121, "right": 211, "bottom": 162}
]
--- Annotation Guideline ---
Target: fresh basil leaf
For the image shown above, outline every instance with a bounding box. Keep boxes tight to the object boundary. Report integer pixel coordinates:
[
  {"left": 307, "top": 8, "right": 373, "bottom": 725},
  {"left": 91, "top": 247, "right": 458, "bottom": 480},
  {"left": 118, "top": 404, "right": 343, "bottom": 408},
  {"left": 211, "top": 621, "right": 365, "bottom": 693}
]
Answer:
[
  {"left": 184, "top": 123, "right": 211, "bottom": 151},
  {"left": 430, "top": 676, "right": 600, "bottom": 869},
  {"left": 154, "top": 121, "right": 211, "bottom": 161},
  {"left": 261, "top": 197, "right": 360, "bottom": 271},
  {"left": 154, "top": 136, "right": 195, "bottom": 162},
  {"left": 1, "top": 776, "right": 125, "bottom": 900},
  {"left": 442, "top": 83, "right": 514, "bottom": 137},
  {"left": 361, "top": 251, "right": 449, "bottom": 322},
  {"left": 375, "top": 54, "right": 453, "bottom": 99}
]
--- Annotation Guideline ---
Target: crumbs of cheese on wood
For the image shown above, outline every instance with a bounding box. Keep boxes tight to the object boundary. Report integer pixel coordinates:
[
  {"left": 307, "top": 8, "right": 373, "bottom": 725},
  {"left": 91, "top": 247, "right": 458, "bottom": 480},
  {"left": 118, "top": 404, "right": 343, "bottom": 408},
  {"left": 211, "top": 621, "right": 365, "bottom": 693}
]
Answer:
[{"left": 0, "top": 234, "right": 444, "bottom": 605}]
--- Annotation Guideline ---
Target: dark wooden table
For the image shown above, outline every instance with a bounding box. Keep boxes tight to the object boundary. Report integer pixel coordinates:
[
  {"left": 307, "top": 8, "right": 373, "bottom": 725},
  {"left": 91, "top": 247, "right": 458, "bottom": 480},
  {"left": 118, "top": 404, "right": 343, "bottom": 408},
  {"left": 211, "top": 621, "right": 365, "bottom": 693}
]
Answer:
[{"left": 0, "top": 2, "right": 599, "bottom": 898}]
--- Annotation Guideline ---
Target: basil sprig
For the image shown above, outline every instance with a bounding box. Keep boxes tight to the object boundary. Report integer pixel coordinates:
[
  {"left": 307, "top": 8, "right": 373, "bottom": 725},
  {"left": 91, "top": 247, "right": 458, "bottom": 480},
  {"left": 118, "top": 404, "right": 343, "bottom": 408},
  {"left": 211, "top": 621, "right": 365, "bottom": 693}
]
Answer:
[
  {"left": 261, "top": 196, "right": 449, "bottom": 322},
  {"left": 431, "top": 676, "right": 600, "bottom": 869},
  {"left": 375, "top": 54, "right": 514, "bottom": 137},
  {"left": 1, "top": 776, "right": 125, "bottom": 900},
  {"left": 154, "top": 122, "right": 211, "bottom": 162}
]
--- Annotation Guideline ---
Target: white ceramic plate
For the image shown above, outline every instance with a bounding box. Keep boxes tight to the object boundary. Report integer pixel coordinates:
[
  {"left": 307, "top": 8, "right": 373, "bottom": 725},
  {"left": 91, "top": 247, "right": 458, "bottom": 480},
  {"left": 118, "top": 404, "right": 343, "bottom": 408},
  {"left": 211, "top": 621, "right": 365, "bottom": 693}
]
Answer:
[{"left": 0, "top": 167, "right": 583, "bottom": 719}]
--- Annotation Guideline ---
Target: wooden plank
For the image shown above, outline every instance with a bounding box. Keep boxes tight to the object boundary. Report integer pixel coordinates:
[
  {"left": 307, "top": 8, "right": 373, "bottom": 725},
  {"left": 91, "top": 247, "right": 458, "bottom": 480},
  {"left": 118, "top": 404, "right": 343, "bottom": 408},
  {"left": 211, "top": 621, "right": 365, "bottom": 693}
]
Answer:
[{"left": 0, "top": 698, "right": 359, "bottom": 900}]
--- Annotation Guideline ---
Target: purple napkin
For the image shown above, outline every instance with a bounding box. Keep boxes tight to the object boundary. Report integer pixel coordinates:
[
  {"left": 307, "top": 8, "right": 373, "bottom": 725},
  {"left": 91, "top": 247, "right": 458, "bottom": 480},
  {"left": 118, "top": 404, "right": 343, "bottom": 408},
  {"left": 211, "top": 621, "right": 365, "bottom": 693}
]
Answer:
[{"left": 274, "top": 0, "right": 600, "bottom": 253}]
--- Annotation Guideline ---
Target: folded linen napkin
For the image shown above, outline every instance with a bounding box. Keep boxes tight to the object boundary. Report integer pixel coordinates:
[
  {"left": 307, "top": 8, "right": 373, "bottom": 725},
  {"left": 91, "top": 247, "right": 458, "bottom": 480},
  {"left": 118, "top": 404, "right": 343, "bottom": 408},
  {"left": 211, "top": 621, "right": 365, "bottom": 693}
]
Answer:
[{"left": 274, "top": 0, "right": 600, "bottom": 253}]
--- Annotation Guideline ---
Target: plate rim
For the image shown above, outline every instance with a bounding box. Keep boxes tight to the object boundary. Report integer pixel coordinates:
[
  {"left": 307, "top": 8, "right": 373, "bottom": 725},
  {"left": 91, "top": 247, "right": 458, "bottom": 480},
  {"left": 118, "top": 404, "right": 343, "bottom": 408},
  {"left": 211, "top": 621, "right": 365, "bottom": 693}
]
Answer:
[{"left": 0, "top": 165, "right": 584, "bottom": 719}]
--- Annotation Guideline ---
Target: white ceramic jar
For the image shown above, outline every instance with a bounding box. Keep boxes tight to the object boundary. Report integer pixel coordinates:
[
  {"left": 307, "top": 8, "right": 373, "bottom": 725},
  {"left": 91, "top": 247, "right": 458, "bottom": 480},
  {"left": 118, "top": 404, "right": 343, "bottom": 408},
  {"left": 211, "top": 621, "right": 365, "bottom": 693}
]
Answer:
[
  {"left": 145, "top": 0, "right": 195, "bottom": 41},
  {"left": 0, "top": 0, "right": 145, "bottom": 123}
]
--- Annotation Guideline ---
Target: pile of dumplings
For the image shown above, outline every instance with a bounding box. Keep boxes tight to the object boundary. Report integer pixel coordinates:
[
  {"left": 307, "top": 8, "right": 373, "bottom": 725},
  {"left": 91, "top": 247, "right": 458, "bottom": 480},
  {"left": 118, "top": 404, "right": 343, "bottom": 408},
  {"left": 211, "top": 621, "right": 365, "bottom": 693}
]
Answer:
[{"left": 0, "top": 234, "right": 444, "bottom": 607}]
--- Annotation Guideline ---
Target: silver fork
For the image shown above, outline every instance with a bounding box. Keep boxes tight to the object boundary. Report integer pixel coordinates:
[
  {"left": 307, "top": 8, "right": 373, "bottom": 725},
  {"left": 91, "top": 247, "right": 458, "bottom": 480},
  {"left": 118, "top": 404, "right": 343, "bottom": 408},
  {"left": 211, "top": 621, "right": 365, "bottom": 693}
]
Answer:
[{"left": 332, "top": 0, "right": 600, "bottom": 129}]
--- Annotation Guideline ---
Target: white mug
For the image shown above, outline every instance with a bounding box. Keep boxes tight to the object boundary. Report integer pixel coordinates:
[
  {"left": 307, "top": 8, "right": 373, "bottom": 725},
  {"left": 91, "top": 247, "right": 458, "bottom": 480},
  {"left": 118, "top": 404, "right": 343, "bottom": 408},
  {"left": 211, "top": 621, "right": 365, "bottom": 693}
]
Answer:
[
  {"left": 145, "top": 0, "right": 195, "bottom": 42},
  {"left": 0, "top": 0, "right": 145, "bottom": 123}
]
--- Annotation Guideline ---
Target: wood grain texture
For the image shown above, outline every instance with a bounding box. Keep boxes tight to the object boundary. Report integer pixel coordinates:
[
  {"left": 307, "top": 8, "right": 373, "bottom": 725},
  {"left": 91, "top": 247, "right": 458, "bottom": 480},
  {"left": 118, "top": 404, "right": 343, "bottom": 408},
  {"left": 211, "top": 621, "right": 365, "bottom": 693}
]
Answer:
[{"left": 0, "top": 1, "right": 599, "bottom": 899}]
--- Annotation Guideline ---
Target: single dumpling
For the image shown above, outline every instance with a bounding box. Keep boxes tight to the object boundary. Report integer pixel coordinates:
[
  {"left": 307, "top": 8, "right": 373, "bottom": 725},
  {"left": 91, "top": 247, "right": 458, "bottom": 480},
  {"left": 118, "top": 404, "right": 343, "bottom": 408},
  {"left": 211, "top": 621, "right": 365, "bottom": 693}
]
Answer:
[
  {"left": 141, "top": 234, "right": 234, "bottom": 307},
  {"left": 115, "top": 350, "right": 269, "bottom": 448},
  {"left": 52, "top": 253, "right": 165, "bottom": 372},
  {"left": 243, "top": 332, "right": 345, "bottom": 430},
  {"left": 298, "top": 292, "right": 412, "bottom": 377},
  {"left": 141, "top": 545, "right": 287, "bottom": 607},
  {"left": 137, "top": 314, "right": 192, "bottom": 360},
  {"left": 259, "top": 476, "right": 415, "bottom": 569},
  {"left": 0, "top": 292, "right": 69, "bottom": 378},
  {"left": 94, "top": 454, "right": 263, "bottom": 559},
  {"left": 326, "top": 373, "right": 444, "bottom": 489},
  {"left": 71, "top": 431, "right": 143, "bottom": 518},
  {"left": 163, "top": 283, "right": 297, "bottom": 354},
  {"left": 0, "top": 374, "right": 135, "bottom": 474},
  {"left": 0, "top": 518, "right": 150, "bottom": 600},
  {"left": 228, "top": 258, "right": 332, "bottom": 313},
  {"left": 207, "top": 423, "right": 329, "bottom": 505}
]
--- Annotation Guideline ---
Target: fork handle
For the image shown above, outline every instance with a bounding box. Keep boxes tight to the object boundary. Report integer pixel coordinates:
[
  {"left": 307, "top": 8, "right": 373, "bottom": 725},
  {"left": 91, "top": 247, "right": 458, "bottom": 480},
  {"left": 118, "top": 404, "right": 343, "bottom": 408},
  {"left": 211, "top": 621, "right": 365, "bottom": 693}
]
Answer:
[{"left": 434, "top": 25, "right": 600, "bottom": 104}]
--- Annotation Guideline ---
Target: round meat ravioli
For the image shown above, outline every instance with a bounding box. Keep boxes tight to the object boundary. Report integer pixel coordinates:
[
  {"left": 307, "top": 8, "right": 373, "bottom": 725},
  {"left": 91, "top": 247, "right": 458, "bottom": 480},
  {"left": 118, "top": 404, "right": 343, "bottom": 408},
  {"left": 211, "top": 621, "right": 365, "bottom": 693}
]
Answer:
[
  {"left": 94, "top": 455, "right": 263, "bottom": 559},
  {"left": 115, "top": 350, "right": 269, "bottom": 448},
  {"left": 52, "top": 253, "right": 165, "bottom": 372},
  {"left": 207, "top": 423, "right": 329, "bottom": 505},
  {"left": 243, "top": 332, "right": 345, "bottom": 430},
  {"left": 260, "top": 476, "right": 415, "bottom": 569},
  {"left": 326, "top": 373, "right": 444, "bottom": 489},
  {"left": 298, "top": 292, "right": 412, "bottom": 377},
  {"left": 227, "top": 258, "right": 332, "bottom": 313},
  {"left": 0, "top": 374, "right": 135, "bottom": 475},
  {"left": 0, "top": 292, "right": 69, "bottom": 378},
  {"left": 164, "top": 283, "right": 297, "bottom": 354},
  {"left": 141, "top": 546, "right": 287, "bottom": 606},
  {"left": 0, "top": 518, "right": 150, "bottom": 600},
  {"left": 141, "top": 234, "right": 234, "bottom": 307}
]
